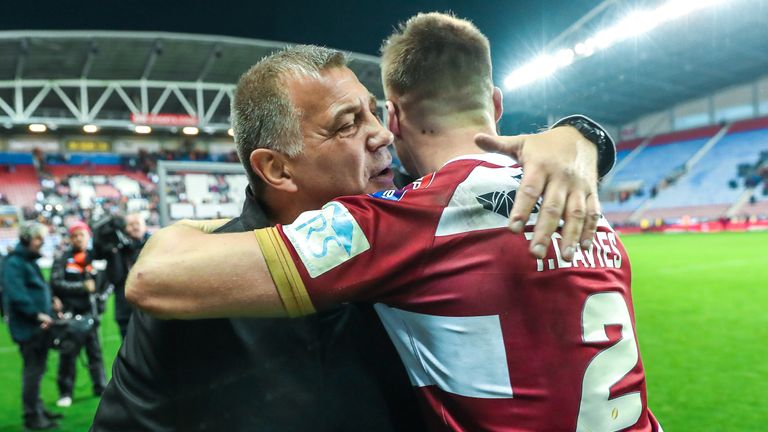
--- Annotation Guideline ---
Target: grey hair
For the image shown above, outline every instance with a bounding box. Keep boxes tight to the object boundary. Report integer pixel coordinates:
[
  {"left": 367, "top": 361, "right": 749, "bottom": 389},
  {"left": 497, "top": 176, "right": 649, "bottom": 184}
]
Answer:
[
  {"left": 231, "top": 45, "right": 348, "bottom": 187},
  {"left": 19, "top": 221, "right": 47, "bottom": 241}
]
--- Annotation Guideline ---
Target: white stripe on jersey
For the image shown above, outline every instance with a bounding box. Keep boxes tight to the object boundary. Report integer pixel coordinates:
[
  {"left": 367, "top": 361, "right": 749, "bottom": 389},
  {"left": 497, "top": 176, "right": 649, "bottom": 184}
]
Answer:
[
  {"left": 436, "top": 165, "right": 523, "bottom": 237},
  {"left": 435, "top": 164, "right": 613, "bottom": 237},
  {"left": 374, "top": 303, "right": 514, "bottom": 399}
]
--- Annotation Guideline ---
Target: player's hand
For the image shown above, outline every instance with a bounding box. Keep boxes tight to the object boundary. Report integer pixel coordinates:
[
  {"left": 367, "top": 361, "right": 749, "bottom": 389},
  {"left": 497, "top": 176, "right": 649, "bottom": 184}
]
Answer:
[
  {"left": 475, "top": 126, "right": 601, "bottom": 261},
  {"left": 37, "top": 313, "right": 53, "bottom": 330},
  {"left": 84, "top": 279, "right": 96, "bottom": 293},
  {"left": 176, "top": 218, "right": 232, "bottom": 234}
]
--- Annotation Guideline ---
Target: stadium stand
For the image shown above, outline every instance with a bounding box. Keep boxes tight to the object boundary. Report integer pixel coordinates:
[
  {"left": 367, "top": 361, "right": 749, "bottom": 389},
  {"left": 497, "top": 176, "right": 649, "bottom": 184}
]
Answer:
[
  {"left": 0, "top": 165, "right": 40, "bottom": 208},
  {"left": 602, "top": 126, "right": 721, "bottom": 217},
  {"left": 600, "top": 119, "right": 768, "bottom": 224},
  {"left": 0, "top": 147, "right": 242, "bottom": 241},
  {"left": 1, "top": 119, "right": 765, "bottom": 240},
  {"left": 642, "top": 118, "right": 768, "bottom": 220},
  {"left": 615, "top": 148, "right": 633, "bottom": 166}
]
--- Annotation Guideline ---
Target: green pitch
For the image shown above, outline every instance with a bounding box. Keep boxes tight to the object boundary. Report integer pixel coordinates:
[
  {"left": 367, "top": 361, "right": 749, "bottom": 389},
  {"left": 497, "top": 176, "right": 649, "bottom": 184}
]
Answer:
[
  {"left": 625, "top": 230, "right": 768, "bottom": 431},
  {"left": 0, "top": 293, "right": 122, "bottom": 432},
  {"left": 1, "top": 231, "right": 766, "bottom": 431}
]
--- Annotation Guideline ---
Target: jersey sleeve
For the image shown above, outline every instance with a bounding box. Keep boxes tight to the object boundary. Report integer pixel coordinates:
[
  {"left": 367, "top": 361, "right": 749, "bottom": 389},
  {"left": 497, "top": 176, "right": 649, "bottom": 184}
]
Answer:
[{"left": 253, "top": 192, "right": 438, "bottom": 317}]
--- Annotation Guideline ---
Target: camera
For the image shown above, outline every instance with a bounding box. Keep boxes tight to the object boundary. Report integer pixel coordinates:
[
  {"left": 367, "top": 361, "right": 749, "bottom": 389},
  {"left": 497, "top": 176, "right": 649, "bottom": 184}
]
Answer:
[
  {"left": 92, "top": 215, "right": 131, "bottom": 252},
  {"left": 50, "top": 312, "right": 96, "bottom": 356}
]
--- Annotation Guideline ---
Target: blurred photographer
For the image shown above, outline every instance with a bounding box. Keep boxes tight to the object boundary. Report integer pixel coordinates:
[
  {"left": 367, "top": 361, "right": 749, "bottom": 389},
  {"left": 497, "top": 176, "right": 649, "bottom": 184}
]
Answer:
[
  {"left": 1, "top": 222, "right": 63, "bottom": 430},
  {"left": 92, "top": 213, "right": 148, "bottom": 339},
  {"left": 50, "top": 221, "right": 106, "bottom": 408}
]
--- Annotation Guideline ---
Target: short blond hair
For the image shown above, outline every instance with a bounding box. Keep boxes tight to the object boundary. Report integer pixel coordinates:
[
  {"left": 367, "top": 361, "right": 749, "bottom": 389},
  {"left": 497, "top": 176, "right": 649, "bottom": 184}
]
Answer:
[
  {"left": 231, "top": 45, "right": 347, "bottom": 186},
  {"left": 380, "top": 12, "right": 493, "bottom": 112}
]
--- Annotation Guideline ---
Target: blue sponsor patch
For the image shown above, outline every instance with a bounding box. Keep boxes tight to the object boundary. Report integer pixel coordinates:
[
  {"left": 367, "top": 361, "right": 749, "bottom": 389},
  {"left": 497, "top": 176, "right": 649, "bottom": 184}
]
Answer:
[
  {"left": 369, "top": 188, "right": 407, "bottom": 201},
  {"left": 283, "top": 202, "right": 370, "bottom": 277}
]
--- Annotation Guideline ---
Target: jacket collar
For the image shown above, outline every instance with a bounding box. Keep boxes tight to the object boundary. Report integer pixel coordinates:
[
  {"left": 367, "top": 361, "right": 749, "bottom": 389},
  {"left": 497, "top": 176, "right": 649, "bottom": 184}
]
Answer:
[
  {"left": 12, "top": 243, "right": 41, "bottom": 261},
  {"left": 238, "top": 186, "right": 271, "bottom": 230}
]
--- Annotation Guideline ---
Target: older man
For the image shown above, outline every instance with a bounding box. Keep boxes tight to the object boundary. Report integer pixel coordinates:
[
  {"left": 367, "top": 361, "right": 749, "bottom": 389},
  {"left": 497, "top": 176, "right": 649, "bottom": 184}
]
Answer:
[
  {"left": 2, "top": 222, "right": 63, "bottom": 430},
  {"left": 97, "top": 41, "right": 611, "bottom": 431},
  {"left": 93, "top": 46, "right": 421, "bottom": 432}
]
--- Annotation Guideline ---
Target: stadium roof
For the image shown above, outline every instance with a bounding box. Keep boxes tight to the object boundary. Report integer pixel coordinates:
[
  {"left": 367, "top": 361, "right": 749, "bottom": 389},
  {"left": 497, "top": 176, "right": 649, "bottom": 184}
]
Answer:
[
  {"left": 0, "top": 31, "right": 383, "bottom": 133},
  {"left": 503, "top": 0, "right": 768, "bottom": 126},
  {"left": 0, "top": 30, "right": 382, "bottom": 93}
]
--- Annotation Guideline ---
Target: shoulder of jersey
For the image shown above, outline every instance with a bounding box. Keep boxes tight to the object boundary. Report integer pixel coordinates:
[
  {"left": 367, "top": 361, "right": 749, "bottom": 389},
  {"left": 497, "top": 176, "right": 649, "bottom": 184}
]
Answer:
[
  {"left": 367, "top": 171, "right": 439, "bottom": 203},
  {"left": 367, "top": 154, "right": 520, "bottom": 204}
]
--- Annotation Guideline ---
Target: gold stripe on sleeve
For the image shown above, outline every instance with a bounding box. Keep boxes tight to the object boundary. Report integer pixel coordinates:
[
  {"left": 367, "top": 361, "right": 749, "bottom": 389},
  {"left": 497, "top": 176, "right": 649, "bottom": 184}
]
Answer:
[{"left": 253, "top": 227, "right": 316, "bottom": 317}]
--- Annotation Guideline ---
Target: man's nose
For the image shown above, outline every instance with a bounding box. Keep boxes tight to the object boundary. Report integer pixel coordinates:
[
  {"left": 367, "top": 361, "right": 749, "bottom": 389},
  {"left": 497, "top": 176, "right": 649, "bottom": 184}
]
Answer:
[{"left": 367, "top": 121, "right": 394, "bottom": 152}]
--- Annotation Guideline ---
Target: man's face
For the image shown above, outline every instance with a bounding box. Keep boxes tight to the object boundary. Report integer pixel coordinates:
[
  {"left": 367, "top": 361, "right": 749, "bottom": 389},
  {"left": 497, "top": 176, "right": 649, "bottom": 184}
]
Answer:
[
  {"left": 71, "top": 229, "right": 90, "bottom": 251},
  {"left": 125, "top": 215, "right": 146, "bottom": 240},
  {"left": 285, "top": 66, "right": 395, "bottom": 208},
  {"left": 28, "top": 235, "right": 44, "bottom": 254}
]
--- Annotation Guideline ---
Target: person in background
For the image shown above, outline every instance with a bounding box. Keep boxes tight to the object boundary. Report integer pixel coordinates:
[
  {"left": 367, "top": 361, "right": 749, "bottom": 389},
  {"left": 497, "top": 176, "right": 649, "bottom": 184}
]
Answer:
[
  {"left": 50, "top": 221, "right": 107, "bottom": 408},
  {"left": 1, "top": 222, "right": 64, "bottom": 430},
  {"left": 92, "top": 213, "right": 149, "bottom": 338},
  {"left": 0, "top": 244, "right": 14, "bottom": 319}
]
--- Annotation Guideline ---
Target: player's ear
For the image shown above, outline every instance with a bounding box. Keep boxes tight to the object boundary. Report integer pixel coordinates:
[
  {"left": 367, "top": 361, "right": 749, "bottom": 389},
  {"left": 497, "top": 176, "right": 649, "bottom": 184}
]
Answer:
[
  {"left": 249, "top": 149, "right": 298, "bottom": 193},
  {"left": 492, "top": 87, "right": 504, "bottom": 123},
  {"left": 386, "top": 100, "right": 401, "bottom": 138}
]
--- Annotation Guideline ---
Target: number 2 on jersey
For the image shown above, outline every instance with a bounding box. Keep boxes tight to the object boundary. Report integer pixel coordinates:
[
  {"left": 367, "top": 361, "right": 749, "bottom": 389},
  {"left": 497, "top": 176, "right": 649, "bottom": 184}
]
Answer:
[{"left": 576, "top": 292, "right": 642, "bottom": 431}]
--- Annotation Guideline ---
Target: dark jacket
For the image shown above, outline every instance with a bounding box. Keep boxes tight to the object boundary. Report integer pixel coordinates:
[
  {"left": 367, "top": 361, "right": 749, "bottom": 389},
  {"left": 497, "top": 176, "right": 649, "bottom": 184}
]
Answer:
[
  {"left": 91, "top": 228, "right": 147, "bottom": 289},
  {"left": 92, "top": 231, "right": 147, "bottom": 323},
  {"left": 91, "top": 187, "right": 423, "bottom": 432},
  {"left": 1, "top": 243, "right": 52, "bottom": 343},
  {"left": 50, "top": 248, "right": 95, "bottom": 314}
]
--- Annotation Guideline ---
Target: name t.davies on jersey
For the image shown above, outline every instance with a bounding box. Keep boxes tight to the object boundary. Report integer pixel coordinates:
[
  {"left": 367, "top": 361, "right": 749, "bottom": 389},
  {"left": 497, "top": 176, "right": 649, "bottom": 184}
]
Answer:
[{"left": 524, "top": 231, "right": 622, "bottom": 272}]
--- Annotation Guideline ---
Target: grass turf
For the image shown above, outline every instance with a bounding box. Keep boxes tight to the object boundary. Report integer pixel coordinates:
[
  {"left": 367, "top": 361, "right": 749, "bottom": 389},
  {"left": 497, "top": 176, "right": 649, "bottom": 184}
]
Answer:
[
  {"left": 623, "top": 231, "right": 768, "bottom": 431},
  {"left": 0, "top": 231, "right": 766, "bottom": 431},
  {"left": 0, "top": 291, "right": 121, "bottom": 432}
]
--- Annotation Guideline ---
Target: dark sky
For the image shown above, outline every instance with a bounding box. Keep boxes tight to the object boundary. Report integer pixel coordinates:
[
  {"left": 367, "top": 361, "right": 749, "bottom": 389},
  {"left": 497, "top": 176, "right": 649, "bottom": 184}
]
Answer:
[{"left": 1, "top": 0, "right": 601, "bottom": 83}]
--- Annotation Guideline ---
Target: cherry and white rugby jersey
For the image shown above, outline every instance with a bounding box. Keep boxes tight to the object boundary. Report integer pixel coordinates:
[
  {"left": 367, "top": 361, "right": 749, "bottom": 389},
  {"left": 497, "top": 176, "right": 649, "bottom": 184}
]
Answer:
[{"left": 255, "top": 153, "right": 662, "bottom": 432}]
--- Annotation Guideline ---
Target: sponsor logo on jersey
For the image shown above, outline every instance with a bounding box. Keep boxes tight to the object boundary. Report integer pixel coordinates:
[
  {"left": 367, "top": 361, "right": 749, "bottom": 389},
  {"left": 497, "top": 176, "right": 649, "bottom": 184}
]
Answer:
[
  {"left": 476, "top": 191, "right": 515, "bottom": 217},
  {"left": 436, "top": 166, "right": 525, "bottom": 236},
  {"left": 369, "top": 188, "right": 407, "bottom": 201},
  {"left": 476, "top": 189, "right": 541, "bottom": 218},
  {"left": 283, "top": 201, "right": 370, "bottom": 278},
  {"left": 412, "top": 172, "right": 436, "bottom": 190}
]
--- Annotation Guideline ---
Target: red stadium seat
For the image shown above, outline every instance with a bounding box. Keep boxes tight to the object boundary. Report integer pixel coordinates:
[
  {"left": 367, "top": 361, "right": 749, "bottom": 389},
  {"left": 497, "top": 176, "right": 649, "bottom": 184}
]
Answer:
[{"left": 0, "top": 166, "right": 40, "bottom": 208}]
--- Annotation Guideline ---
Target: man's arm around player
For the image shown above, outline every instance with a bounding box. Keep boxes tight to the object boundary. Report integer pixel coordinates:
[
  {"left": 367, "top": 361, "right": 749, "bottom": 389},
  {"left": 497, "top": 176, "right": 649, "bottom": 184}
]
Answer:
[{"left": 127, "top": 124, "right": 606, "bottom": 319}]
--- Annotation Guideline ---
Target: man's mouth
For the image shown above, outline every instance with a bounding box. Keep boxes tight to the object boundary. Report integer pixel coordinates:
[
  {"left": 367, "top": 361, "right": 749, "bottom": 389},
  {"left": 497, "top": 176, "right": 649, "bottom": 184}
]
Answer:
[{"left": 373, "top": 167, "right": 392, "bottom": 178}]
